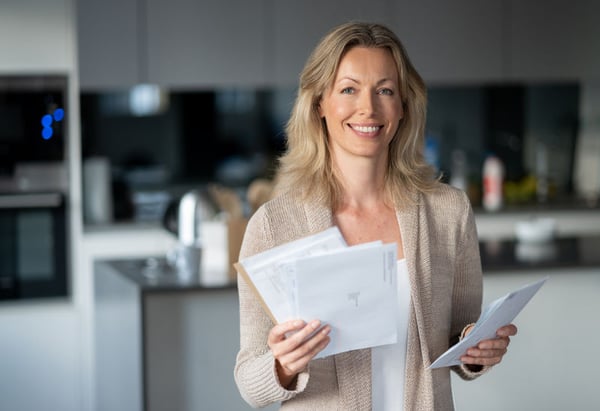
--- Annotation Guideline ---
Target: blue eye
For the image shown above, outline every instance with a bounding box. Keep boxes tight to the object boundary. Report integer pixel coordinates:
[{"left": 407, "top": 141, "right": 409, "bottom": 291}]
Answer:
[
  {"left": 378, "top": 88, "right": 393, "bottom": 95},
  {"left": 341, "top": 87, "right": 354, "bottom": 94}
]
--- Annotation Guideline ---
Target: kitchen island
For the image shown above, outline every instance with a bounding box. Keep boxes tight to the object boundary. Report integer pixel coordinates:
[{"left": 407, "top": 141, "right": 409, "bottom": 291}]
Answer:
[
  {"left": 94, "top": 235, "right": 600, "bottom": 411},
  {"left": 93, "top": 258, "right": 278, "bottom": 411},
  {"left": 454, "top": 235, "right": 600, "bottom": 411}
]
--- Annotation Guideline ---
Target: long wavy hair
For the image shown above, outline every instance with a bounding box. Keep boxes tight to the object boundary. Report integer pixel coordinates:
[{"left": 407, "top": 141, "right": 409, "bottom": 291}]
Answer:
[{"left": 275, "top": 21, "right": 438, "bottom": 209}]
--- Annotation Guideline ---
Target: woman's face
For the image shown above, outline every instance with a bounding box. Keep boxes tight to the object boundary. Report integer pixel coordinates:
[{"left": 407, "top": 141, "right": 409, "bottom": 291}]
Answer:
[{"left": 319, "top": 46, "right": 403, "bottom": 165}]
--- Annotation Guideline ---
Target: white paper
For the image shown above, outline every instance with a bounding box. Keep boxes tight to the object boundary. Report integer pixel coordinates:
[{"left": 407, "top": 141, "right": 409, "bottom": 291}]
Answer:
[
  {"left": 430, "top": 277, "right": 548, "bottom": 369},
  {"left": 277, "top": 240, "right": 384, "bottom": 319},
  {"left": 237, "top": 227, "right": 401, "bottom": 358},
  {"left": 292, "top": 242, "right": 398, "bottom": 358},
  {"left": 239, "top": 227, "right": 347, "bottom": 322}
]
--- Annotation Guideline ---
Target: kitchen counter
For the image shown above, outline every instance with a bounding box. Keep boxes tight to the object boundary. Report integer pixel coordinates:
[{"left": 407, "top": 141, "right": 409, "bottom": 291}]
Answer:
[
  {"left": 84, "top": 205, "right": 600, "bottom": 244},
  {"left": 94, "top": 231, "right": 600, "bottom": 411},
  {"left": 480, "top": 235, "right": 600, "bottom": 272},
  {"left": 102, "top": 257, "right": 237, "bottom": 292},
  {"left": 99, "top": 234, "right": 600, "bottom": 293},
  {"left": 453, "top": 258, "right": 600, "bottom": 411}
]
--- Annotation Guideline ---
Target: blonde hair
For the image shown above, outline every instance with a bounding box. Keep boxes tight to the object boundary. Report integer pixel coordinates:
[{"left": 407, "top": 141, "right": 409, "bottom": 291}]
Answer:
[{"left": 275, "top": 21, "right": 438, "bottom": 209}]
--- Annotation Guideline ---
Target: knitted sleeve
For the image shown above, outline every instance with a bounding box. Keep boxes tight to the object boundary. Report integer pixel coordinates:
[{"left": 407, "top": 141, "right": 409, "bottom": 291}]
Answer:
[
  {"left": 450, "top": 191, "right": 490, "bottom": 380},
  {"left": 233, "top": 205, "right": 310, "bottom": 407}
]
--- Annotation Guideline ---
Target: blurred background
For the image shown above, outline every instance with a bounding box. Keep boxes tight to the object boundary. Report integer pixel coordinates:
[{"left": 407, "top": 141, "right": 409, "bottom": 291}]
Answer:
[{"left": 1, "top": 1, "right": 599, "bottom": 410}]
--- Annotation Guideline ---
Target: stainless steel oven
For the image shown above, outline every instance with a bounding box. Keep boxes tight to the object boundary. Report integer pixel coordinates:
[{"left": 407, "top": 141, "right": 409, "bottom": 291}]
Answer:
[{"left": 0, "top": 192, "right": 67, "bottom": 300}]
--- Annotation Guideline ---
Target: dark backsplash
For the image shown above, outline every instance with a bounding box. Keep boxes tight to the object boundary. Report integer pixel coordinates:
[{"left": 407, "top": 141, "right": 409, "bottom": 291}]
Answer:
[{"left": 80, "top": 83, "right": 580, "bottom": 220}]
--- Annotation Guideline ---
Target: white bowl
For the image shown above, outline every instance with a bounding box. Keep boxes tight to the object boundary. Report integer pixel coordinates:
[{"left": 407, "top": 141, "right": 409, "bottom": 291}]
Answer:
[{"left": 515, "top": 218, "right": 556, "bottom": 243}]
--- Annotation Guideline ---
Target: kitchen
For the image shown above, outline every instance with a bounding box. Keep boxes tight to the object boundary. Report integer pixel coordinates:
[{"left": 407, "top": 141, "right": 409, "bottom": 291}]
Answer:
[{"left": 1, "top": 1, "right": 600, "bottom": 410}]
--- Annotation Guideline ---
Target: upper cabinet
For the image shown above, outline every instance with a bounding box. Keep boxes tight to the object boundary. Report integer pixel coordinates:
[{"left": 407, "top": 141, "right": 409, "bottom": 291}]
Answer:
[
  {"left": 389, "top": 0, "right": 505, "bottom": 85},
  {"left": 145, "top": 0, "right": 269, "bottom": 88},
  {"left": 76, "top": 0, "right": 600, "bottom": 89},
  {"left": 77, "top": 0, "right": 140, "bottom": 89},
  {"left": 270, "top": 0, "right": 392, "bottom": 87},
  {"left": 78, "top": 0, "right": 269, "bottom": 89},
  {"left": 507, "top": 0, "right": 600, "bottom": 82},
  {"left": 1, "top": 0, "right": 72, "bottom": 73}
]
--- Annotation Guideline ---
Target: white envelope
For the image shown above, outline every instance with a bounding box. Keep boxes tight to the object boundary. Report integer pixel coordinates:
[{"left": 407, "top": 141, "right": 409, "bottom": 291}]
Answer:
[
  {"left": 292, "top": 242, "right": 398, "bottom": 358},
  {"left": 237, "top": 227, "right": 347, "bottom": 323},
  {"left": 430, "top": 277, "right": 548, "bottom": 369}
]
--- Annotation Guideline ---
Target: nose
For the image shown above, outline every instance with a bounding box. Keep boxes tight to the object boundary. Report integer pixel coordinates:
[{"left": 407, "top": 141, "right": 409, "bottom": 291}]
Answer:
[{"left": 358, "top": 91, "right": 376, "bottom": 116}]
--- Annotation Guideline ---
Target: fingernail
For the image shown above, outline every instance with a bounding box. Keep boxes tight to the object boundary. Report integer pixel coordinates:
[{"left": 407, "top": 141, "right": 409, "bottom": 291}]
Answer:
[
  {"left": 293, "top": 320, "right": 304, "bottom": 327},
  {"left": 310, "top": 320, "right": 320, "bottom": 329}
]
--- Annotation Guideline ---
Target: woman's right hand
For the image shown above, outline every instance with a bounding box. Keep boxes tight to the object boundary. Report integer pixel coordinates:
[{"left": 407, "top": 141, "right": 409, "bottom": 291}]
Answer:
[{"left": 268, "top": 319, "right": 331, "bottom": 388}]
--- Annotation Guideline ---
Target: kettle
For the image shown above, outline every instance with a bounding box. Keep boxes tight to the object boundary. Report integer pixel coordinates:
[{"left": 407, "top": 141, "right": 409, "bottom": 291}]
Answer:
[
  {"left": 162, "top": 189, "right": 215, "bottom": 243},
  {"left": 163, "top": 189, "right": 215, "bottom": 279}
]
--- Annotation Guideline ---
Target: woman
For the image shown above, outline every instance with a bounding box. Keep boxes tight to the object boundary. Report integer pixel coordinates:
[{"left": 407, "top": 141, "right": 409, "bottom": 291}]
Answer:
[{"left": 234, "top": 22, "right": 517, "bottom": 410}]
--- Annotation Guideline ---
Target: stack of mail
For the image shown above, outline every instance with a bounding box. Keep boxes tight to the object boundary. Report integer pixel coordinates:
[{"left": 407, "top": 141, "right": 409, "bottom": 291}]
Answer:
[{"left": 235, "top": 227, "right": 400, "bottom": 358}]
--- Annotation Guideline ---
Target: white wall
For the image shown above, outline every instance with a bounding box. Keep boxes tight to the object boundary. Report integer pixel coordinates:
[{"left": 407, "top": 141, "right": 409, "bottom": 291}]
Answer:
[{"left": 0, "top": 1, "right": 83, "bottom": 410}]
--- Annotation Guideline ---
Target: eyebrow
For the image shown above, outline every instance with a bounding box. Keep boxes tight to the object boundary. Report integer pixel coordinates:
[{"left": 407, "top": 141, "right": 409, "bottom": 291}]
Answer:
[{"left": 336, "top": 76, "right": 395, "bottom": 86}]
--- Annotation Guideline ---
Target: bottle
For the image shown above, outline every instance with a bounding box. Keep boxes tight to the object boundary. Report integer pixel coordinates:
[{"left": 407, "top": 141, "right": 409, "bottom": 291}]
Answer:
[{"left": 482, "top": 154, "right": 504, "bottom": 211}]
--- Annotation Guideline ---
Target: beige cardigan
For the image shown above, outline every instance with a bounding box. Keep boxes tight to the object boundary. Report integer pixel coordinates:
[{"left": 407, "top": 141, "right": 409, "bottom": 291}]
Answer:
[{"left": 234, "top": 184, "right": 486, "bottom": 410}]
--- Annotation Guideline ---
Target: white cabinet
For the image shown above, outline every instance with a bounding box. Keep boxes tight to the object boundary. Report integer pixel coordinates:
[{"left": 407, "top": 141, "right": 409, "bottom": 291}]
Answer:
[
  {"left": 78, "top": 0, "right": 270, "bottom": 89},
  {"left": 454, "top": 268, "right": 600, "bottom": 411},
  {"left": 389, "top": 0, "right": 504, "bottom": 85},
  {"left": 270, "top": 0, "right": 391, "bottom": 87},
  {"left": 76, "top": 0, "right": 600, "bottom": 88},
  {"left": 0, "top": 0, "right": 71, "bottom": 72},
  {"left": 145, "top": 0, "right": 270, "bottom": 88},
  {"left": 507, "top": 0, "right": 600, "bottom": 81},
  {"left": 77, "top": 0, "right": 140, "bottom": 89}
]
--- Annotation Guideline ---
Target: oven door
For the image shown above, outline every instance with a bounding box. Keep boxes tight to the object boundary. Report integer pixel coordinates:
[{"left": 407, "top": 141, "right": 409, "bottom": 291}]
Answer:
[{"left": 0, "top": 192, "right": 67, "bottom": 300}]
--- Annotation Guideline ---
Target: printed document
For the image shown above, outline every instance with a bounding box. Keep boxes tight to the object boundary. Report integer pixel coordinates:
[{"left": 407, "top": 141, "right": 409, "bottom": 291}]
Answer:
[
  {"left": 430, "top": 277, "right": 548, "bottom": 368},
  {"left": 234, "top": 226, "right": 400, "bottom": 357},
  {"left": 235, "top": 227, "right": 347, "bottom": 323}
]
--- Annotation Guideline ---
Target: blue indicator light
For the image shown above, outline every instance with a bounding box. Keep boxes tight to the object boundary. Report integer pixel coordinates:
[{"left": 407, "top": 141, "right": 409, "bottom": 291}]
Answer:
[
  {"left": 42, "top": 126, "right": 53, "bottom": 140},
  {"left": 53, "top": 108, "right": 65, "bottom": 122},
  {"left": 41, "top": 114, "right": 53, "bottom": 127}
]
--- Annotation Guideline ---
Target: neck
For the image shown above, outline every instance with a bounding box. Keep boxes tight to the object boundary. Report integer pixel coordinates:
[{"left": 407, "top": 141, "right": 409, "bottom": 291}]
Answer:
[{"left": 332, "top": 152, "right": 389, "bottom": 210}]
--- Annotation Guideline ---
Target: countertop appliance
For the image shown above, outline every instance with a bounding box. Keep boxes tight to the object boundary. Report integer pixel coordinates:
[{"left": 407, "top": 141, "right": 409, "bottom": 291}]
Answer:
[{"left": 163, "top": 190, "right": 215, "bottom": 281}]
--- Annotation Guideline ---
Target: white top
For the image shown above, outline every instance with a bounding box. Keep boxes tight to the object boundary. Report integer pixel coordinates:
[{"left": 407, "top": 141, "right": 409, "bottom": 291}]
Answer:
[{"left": 371, "top": 259, "right": 411, "bottom": 411}]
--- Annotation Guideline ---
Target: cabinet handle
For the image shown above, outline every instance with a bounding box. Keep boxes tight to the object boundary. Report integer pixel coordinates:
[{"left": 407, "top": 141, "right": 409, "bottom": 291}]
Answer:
[{"left": 0, "top": 193, "right": 63, "bottom": 209}]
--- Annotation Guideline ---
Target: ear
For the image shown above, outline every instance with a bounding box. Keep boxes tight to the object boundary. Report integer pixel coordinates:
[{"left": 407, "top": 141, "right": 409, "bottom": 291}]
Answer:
[
  {"left": 318, "top": 100, "right": 324, "bottom": 118},
  {"left": 400, "top": 101, "right": 406, "bottom": 120}
]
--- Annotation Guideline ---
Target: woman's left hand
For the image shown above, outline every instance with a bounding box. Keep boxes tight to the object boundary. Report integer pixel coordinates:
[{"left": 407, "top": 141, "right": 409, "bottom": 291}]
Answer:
[{"left": 460, "top": 324, "right": 518, "bottom": 367}]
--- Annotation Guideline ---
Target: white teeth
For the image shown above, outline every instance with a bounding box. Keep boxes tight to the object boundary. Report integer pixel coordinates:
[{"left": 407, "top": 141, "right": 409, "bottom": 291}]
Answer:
[{"left": 354, "top": 125, "right": 380, "bottom": 133}]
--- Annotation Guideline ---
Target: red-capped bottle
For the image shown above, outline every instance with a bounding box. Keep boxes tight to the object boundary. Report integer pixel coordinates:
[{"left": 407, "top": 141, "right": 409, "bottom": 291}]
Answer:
[{"left": 482, "top": 154, "right": 504, "bottom": 211}]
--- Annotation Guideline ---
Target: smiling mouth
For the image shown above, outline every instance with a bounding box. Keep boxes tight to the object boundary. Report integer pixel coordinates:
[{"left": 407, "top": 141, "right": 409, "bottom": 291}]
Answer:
[{"left": 349, "top": 124, "right": 383, "bottom": 134}]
